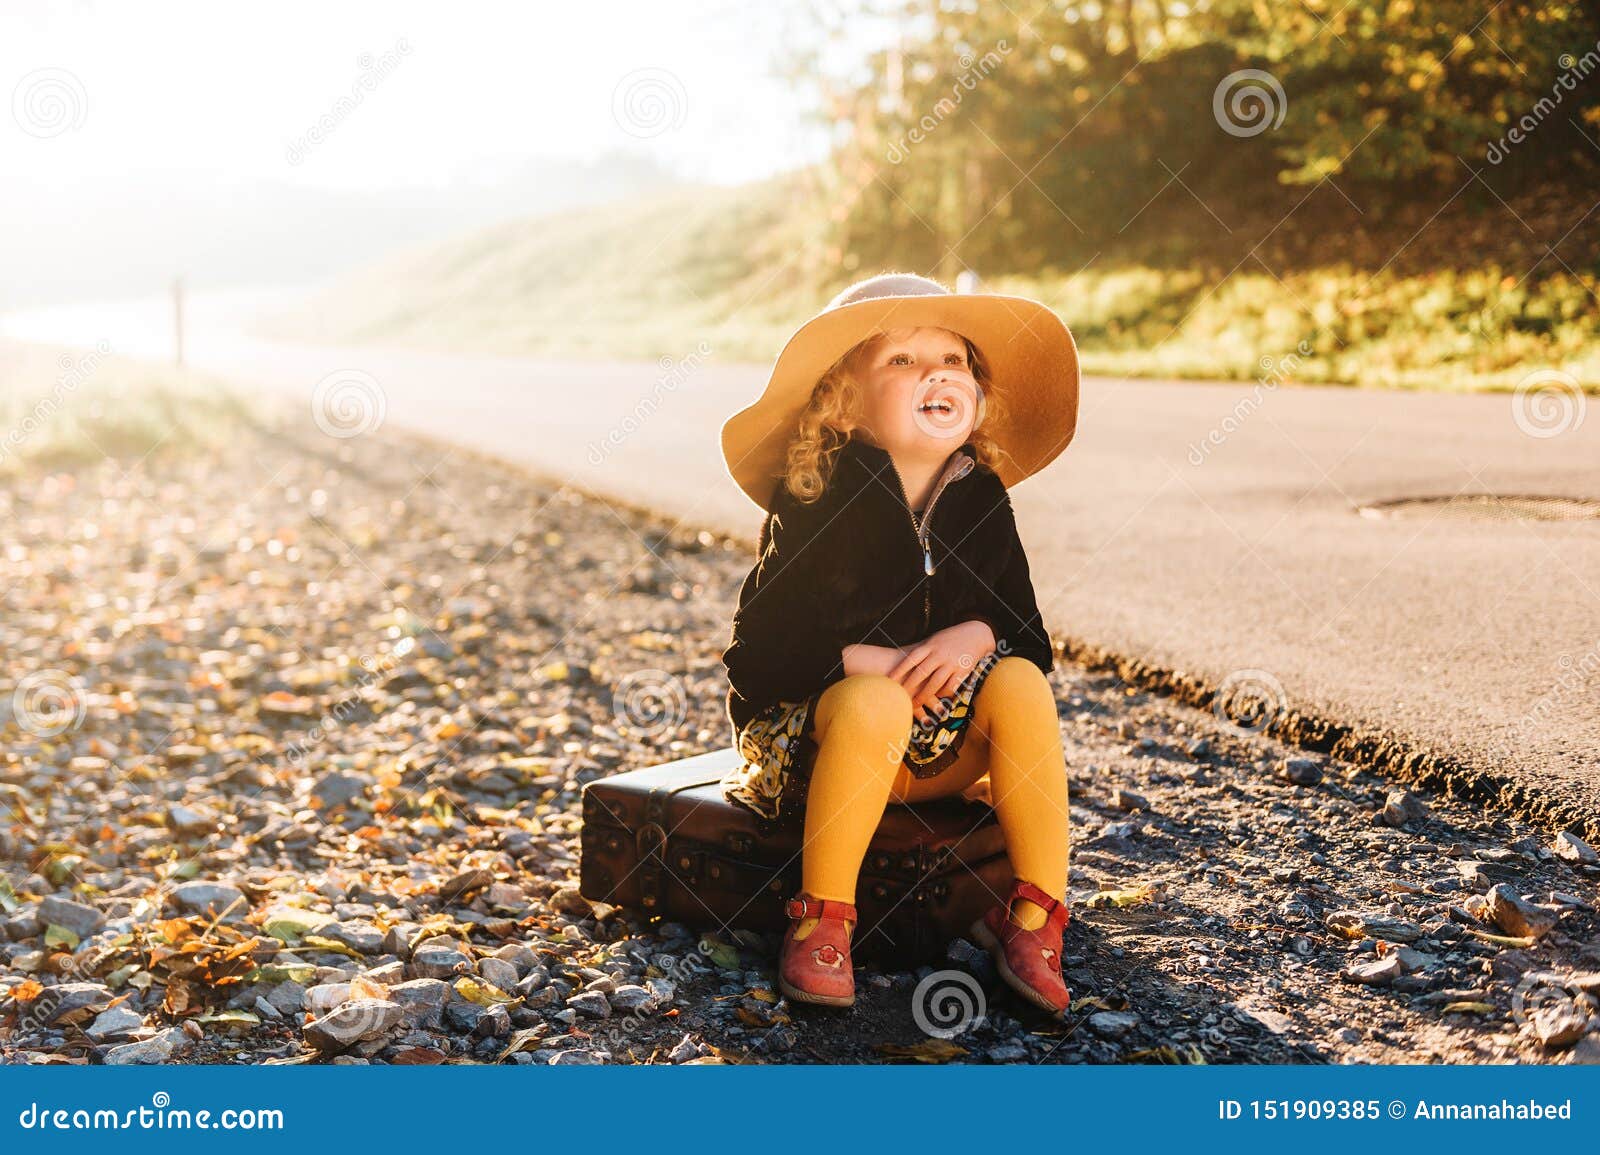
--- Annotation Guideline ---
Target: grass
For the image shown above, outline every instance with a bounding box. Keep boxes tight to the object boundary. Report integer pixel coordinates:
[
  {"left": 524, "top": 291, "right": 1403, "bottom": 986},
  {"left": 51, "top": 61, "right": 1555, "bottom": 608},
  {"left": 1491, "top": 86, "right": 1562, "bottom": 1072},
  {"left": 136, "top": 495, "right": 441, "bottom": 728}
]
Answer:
[
  {"left": 257, "top": 177, "right": 826, "bottom": 365},
  {"left": 0, "top": 341, "right": 261, "bottom": 477},
  {"left": 259, "top": 176, "right": 1600, "bottom": 393}
]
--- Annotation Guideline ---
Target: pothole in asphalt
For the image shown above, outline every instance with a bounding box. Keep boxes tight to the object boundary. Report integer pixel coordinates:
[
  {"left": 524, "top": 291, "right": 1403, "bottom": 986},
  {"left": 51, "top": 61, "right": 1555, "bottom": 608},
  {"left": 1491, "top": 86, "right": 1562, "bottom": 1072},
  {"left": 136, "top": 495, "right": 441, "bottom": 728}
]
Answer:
[{"left": 1357, "top": 494, "right": 1600, "bottom": 521}]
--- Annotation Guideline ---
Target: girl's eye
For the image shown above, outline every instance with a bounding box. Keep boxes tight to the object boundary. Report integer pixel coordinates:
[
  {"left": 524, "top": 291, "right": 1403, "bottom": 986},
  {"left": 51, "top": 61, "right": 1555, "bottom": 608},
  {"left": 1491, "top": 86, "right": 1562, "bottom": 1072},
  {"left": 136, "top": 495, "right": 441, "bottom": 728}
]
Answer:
[
  {"left": 944, "top": 354, "right": 965, "bottom": 365},
  {"left": 888, "top": 353, "right": 911, "bottom": 365}
]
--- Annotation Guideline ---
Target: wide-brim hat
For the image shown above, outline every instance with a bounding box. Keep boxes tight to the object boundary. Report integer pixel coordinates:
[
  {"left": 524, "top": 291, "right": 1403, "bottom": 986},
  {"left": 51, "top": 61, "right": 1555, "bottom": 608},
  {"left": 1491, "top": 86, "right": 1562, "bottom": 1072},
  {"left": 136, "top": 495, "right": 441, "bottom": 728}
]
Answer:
[{"left": 721, "top": 271, "right": 1080, "bottom": 512}]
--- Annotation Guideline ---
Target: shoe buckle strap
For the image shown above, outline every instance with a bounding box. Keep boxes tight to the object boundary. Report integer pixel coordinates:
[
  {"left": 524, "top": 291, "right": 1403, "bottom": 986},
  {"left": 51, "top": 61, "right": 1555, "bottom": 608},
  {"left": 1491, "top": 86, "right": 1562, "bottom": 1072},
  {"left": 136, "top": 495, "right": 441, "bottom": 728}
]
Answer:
[
  {"left": 786, "top": 894, "right": 857, "bottom": 923},
  {"left": 1011, "top": 878, "right": 1071, "bottom": 930}
]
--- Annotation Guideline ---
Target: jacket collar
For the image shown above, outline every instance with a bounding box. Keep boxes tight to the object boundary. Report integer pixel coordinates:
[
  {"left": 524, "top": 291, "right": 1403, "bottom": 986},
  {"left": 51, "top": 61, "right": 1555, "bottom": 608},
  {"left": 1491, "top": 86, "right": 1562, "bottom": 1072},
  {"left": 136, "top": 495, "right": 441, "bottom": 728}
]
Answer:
[{"left": 836, "top": 435, "right": 978, "bottom": 508}]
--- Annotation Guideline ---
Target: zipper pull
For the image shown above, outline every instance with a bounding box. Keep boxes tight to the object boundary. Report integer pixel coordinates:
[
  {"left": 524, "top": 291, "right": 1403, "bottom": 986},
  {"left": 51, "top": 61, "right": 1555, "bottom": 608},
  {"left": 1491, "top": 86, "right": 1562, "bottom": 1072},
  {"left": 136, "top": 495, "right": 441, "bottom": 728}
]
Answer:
[{"left": 923, "top": 546, "right": 934, "bottom": 575}]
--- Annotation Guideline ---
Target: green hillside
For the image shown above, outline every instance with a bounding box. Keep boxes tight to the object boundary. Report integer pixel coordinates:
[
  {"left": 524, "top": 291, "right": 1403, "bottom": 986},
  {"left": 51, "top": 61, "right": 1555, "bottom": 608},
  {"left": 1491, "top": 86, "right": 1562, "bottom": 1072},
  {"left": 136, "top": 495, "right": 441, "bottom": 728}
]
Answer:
[{"left": 262, "top": 167, "right": 1599, "bottom": 392}]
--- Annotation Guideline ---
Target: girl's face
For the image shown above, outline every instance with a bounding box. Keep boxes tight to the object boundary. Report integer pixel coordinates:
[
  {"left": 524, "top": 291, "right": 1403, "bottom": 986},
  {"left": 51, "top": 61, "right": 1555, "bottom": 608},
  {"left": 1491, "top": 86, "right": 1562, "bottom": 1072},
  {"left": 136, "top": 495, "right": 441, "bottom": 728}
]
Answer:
[{"left": 850, "top": 326, "right": 983, "bottom": 457}]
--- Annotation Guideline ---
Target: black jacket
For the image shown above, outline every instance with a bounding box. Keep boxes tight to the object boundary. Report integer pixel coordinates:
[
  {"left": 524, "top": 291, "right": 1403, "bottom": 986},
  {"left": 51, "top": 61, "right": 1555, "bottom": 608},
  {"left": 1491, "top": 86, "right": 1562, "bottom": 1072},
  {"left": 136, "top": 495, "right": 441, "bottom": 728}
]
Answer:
[{"left": 721, "top": 435, "right": 1055, "bottom": 737}]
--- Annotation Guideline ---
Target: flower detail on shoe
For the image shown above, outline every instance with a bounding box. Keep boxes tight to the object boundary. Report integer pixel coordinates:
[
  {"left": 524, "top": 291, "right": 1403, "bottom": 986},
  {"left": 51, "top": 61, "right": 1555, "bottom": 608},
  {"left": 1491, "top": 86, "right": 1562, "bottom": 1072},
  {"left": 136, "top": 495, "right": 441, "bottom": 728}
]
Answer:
[
  {"left": 778, "top": 893, "right": 857, "bottom": 1007},
  {"left": 811, "top": 943, "right": 846, "bottom": 969}
]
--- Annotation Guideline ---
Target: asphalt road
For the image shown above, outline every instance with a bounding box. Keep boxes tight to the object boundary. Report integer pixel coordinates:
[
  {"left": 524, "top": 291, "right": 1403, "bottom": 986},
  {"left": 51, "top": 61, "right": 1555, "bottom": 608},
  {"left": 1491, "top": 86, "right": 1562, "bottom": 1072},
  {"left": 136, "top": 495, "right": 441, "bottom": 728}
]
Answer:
[{"left": 6, "top": 302, "right": 1598, "bottom": 828}]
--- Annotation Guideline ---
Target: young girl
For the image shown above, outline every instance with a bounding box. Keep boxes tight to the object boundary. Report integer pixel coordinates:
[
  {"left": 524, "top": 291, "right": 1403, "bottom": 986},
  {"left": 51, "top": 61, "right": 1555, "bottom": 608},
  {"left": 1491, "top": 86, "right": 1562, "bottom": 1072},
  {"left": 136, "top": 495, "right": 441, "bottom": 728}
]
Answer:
[{"left": 718, "top": 272, "right": 1081, "bottom": 1014}]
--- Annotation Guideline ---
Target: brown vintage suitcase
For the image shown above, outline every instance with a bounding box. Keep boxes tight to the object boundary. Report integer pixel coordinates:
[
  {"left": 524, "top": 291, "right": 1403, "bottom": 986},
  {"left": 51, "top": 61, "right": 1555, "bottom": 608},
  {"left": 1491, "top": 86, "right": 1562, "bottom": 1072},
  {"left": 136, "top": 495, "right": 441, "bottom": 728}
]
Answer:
[{"left": 579, "top": 747, "right": 1013, "bottom": 964}]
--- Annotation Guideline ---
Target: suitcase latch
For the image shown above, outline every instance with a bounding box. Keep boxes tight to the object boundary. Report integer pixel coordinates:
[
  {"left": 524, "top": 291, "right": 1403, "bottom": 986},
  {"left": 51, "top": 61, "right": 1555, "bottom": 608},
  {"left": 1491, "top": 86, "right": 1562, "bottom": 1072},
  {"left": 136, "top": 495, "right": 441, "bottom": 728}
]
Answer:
[{"left": 637, "top": 821, "right": 668, "bottom": 858}]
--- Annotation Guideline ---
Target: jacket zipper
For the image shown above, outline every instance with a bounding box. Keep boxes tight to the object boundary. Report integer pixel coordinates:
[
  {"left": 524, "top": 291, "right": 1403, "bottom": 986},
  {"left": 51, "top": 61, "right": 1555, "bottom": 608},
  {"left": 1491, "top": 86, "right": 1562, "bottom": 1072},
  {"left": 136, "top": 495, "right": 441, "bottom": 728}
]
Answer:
[{"left": 885, "top": 451, "right": 976, "bottom": 634}]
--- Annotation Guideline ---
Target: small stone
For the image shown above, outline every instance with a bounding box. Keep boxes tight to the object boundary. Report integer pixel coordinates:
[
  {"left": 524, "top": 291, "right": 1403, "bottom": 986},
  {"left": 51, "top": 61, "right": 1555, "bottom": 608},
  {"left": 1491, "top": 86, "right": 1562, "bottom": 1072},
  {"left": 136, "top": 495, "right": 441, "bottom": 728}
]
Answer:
[
  {"left": 389, "top": 978, "right": 450, "bottom": 1029},
  {"left": 265, "top": 980, "right": 307, "bottom": 1015},
  {"left": 411, "top": 944, "right": 472, "bottom": 979},
  {"left": 105, "top": 1027, "right": 188, "bottom": 1065},
  {"left": 609, "top": 984, "right": 657, "bottom": 1012},
  {"left": 1394, "top": 947, "right": 1436, "bottom": 973},
  {"left": 1530, "top": 1005, "right": 1590, "bottom": 1048},
  {"left": 474, "top": 1003, "right": 512, "bottom": 1039},
  {"left": 1281, "top": 758, "right": 1322, "bottom": 786},
  {"left": 946, "top": 938, "right": 986, "bottom": 968},
  {"left": 1553, "top": 832, "right": 1598, "bottom": 865},
  {"left": 167, "top": 804, "right": 213, "bottom": 834},
  {"left": 1343, "top": 956, "right": 1403, "bottom": 986},
  {"left": 550, "top": 1048, "right": 605, "bottom": 1065},
  {"left": 169, "top": 881, "right": 247, "bottom": 917},
  {"left": 1486, "top": 884, "right": 1557, "bottom": 940},
  {"left": 321, "top": 920, "right": 385, "bottom": 954},
  {"left": 566, "top": 990, "right": 611, "bottom": 1018},
  {"left": 38, "top": 982, "right": 115, "bottom": 1025},
  {"left": 550, "top": 887, "right": 592, "bottom": 917},
  {"left": 478, "top": 957, "right": 520, "bottom": 992},
  {"left": 439, "top": 868, "right": 495, "bottom": 903},
  {"left": 1185, "top": 737, "right": 1212, "bottom": 759},
  {"left": 668, "top": 1033, "right": 701, "bottom": 1063},
  {"left": 1457, "top": 859, "right": 1519, "bottom": 892},
  {"left": 38, "top": 896, "right": 107, "bottom": 939},
  {"left": 1336, "top": 1027, "right": 1362, "bottom": 1044},
  {"left": 303, "top": 999, "right": 405, "bottom": 1052},
  {"left": 1325, "top": 911, "right": 1424, "bottom": 943},
  {"left": 304, "top": 983, "right": 351, "bottom": 1015},
  {"left": 1087, "top": 1010, "right": 1139, "bottom": 1039},
  {"left": 309, "top": 771, "right": 367, "bottom": 810},
  {"left": 987, "top": 1041, "right": 1028, "bottom": 1062},
  {"left": 84, "top": 1004, "right": 145, "bottom": 1041},
  {"left": 1381, "top": 790, "right": 1428, "bottom": 827},
  {"left": 484, "top": 882, "right": 526, "bottom": 910},
  {"left": 1109, "top": 788, "right": 1149, "bottom": 812}
]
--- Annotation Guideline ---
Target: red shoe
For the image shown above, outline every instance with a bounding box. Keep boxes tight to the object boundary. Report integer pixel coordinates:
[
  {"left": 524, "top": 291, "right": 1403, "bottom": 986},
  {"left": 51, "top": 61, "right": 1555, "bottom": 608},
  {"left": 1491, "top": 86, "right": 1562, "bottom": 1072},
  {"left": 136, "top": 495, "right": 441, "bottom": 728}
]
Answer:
[
  {"left": 777, "top": 893, "right": 857, "bottom": 1007},
  {"left": 970, "top": 878, "right": 1072, "bottom": 1015}
]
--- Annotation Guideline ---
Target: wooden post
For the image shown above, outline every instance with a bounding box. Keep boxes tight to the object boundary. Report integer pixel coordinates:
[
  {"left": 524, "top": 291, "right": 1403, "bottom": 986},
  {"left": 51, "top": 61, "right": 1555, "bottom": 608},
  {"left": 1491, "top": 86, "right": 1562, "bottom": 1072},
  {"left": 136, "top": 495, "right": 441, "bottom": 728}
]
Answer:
[{"left": 172, "top": 277, "right": 185, "bottom": 367}]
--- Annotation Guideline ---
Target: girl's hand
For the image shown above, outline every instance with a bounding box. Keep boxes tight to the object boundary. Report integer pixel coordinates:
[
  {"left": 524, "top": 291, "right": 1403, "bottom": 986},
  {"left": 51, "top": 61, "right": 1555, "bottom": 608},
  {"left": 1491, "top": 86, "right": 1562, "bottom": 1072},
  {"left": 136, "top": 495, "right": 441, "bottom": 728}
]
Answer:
[
  {"left": 841, "top": 641, "right": 910, "bottom": 679},
  {"left": 889, "top": 620, "right": 996, "bottom": 726}
]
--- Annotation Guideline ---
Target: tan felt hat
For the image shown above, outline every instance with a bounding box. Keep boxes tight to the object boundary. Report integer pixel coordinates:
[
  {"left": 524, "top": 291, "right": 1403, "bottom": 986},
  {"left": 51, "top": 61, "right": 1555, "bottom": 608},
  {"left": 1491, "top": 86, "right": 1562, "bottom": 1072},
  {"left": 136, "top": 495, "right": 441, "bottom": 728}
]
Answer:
[{"left": 721, "top": 271, "right": 1080, "bottom": 512}]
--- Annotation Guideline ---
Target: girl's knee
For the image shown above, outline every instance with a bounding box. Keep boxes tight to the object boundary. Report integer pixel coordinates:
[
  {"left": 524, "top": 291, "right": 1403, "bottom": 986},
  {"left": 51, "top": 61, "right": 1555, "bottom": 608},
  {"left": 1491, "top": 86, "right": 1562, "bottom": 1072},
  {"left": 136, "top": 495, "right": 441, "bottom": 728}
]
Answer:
[
  {"left": 978, "top": 655, "right": 1055, "bottom": 713},
  {"left": 813, "top": 673, "right": 914, "bottom": 739}
]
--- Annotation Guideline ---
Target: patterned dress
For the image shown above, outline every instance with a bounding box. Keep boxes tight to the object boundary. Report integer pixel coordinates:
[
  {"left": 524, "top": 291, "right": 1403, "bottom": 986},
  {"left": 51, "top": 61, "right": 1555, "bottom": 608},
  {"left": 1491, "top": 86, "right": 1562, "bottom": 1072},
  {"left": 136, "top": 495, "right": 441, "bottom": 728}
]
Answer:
[{"left": 722, "top": 647, "right": 1005, "bottom": 829}]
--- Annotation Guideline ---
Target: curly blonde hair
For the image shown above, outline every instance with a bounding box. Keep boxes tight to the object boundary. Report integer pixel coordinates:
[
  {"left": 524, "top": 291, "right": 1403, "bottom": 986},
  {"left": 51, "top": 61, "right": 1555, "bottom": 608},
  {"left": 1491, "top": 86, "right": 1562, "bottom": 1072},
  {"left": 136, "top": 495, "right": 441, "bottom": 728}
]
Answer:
[{"left": 781, "top": 330, "right": 1007, "bottom": 503}]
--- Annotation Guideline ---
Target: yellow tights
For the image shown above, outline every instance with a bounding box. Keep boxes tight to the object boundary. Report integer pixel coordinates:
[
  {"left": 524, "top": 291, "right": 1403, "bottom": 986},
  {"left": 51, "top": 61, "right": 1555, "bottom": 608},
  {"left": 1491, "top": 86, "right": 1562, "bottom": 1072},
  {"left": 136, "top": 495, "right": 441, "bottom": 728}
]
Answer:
[{"left": 792, "top": 656, "right": 1070, "bottom": 941}]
